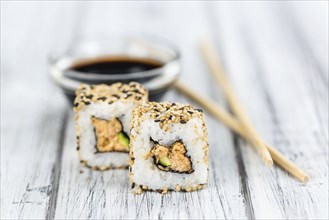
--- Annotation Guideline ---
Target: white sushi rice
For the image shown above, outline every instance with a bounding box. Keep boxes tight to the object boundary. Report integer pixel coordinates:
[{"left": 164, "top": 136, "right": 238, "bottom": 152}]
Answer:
[
  {"left": 77, "top": 101, "right": 136, "bottom": 168},
  {"left": 131, "top": 114, "right": 208, "bottom": 192}
]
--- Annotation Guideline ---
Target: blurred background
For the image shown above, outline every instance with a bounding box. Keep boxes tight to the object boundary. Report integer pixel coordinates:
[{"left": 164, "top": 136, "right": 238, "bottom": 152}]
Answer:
[
  {"left": 1, "top": 1, "right": 328, "bottom": 219},
  {"left": 2, "top": 1, "right": 327, "bottom": 101}
]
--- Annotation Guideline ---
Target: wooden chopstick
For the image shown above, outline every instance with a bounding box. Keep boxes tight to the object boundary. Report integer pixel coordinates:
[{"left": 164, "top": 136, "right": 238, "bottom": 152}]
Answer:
[
  {"left": 174, "top": 81, "right": 243, "bottom": 133},
  {"left": 174, "top": 81, "right": 309, "bottom": 182},
  {"left": 200, "top": 40, "right": 273, "bottom": 166}
]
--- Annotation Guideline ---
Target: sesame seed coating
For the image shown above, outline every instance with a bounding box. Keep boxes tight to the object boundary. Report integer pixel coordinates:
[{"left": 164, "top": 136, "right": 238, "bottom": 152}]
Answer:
[
  {"left": 132, "top": 102, "right": 205, "bottom": 131},
  {"left": 73, "top": 82, "right": 148, "bottom": 112}
]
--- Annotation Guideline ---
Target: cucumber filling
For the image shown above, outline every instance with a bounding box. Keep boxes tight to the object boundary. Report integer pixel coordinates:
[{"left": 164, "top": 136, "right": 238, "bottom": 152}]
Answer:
[
  {"left": 150, "top": 140, "right": 194, "bottom": 174},
  {"left": 92, "top": 117, "right": 130, "bottom": 153}
]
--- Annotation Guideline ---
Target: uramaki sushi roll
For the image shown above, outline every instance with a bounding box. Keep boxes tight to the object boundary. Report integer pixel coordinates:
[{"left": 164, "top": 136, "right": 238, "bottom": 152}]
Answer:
[
  {"left": 129, "top": 102, "right": 208, "bottom": 194},
  {"left": 74, "top": 82, "right": 148, "bottom": 170}
]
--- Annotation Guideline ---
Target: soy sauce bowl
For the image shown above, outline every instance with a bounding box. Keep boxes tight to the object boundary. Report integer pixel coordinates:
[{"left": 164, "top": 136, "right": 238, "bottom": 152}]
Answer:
[{"left": 49, "top": 35, "right": 181, "bottom": 105}]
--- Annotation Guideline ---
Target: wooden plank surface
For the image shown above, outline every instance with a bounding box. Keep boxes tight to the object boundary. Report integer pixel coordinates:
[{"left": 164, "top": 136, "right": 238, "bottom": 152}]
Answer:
[
  {"left": 1, "top": 1, "right": 328, "bottom": 219},
  {"left": 0, "top": 2, "right": 80, "bottom": 219},
  {"left": 1, "top": 3, "right": 68, "bottom": 218},
  {"left": 207, "top": 2, "right": 328, "bottom": 219}
]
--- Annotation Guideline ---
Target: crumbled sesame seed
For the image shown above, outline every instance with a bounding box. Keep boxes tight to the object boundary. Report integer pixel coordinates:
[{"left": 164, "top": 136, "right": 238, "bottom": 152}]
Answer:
[{"left": 97, "top": 97, "right": 107, "bottom": 101}]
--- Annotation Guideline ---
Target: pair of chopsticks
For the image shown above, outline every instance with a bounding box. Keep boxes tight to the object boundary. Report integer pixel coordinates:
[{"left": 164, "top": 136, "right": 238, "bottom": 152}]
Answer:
[{"left": 174, "top": 40, "right": 308, "bottom": 182}]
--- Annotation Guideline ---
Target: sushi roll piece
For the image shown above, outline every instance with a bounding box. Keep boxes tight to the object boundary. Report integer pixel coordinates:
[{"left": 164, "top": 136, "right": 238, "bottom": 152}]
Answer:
[
  {"left": 74, "top": 82, "right": 148, "bottom": 170},
  {"left": 129, "top": 102, "right": 208, "bottom": 194}
]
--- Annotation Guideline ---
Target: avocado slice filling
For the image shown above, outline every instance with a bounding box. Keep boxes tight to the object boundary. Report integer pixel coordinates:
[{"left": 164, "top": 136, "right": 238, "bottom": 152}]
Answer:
[
  {"left": 159, "top": 156, "right": 171, "bottom": 167},
  {"left": 150, "top": 140, "right": 194, "bottom": 174},
  {"left": 92, "top": 117, "right": 130, "bottom": 153},
  {"left": 118, "top": 131, "right": 130, "bottom": 149}
]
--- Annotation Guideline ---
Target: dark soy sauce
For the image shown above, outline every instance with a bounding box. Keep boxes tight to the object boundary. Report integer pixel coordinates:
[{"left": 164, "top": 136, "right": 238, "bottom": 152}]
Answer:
[
  {"left": 70, "top": 56, "right": 163, "bottom": 75},
  {"left": 64, "top": 56, "right": 167, "bottom": 104}
]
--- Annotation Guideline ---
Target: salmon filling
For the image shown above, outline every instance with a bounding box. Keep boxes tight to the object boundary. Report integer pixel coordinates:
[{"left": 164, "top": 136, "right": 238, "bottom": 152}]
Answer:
[
  {"left": 151, "top": 140, "right": 194, "bottom": 174},
  {"left": 92, "top": 117, "right": 129, "bottom": 153}
]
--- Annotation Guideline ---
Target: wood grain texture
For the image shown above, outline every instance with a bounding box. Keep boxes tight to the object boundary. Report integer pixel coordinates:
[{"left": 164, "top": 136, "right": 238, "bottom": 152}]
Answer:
[
  {"left": 206, "top": 1, "right": 328, "bottom": 219},
  {"left": 1, "top": 1, "right": 328, "bottom": 219},
  {"left": 1, "top": 2, "right": 78, "bottom": 219}
]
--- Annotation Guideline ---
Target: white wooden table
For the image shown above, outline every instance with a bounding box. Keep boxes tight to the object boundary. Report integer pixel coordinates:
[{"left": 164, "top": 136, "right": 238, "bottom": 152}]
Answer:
[{"left": 1, "top": 1, "right": 328, "bottom": 219}]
